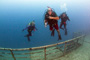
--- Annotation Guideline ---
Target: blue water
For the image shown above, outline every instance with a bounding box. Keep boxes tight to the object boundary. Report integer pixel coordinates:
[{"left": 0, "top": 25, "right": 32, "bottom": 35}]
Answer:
[{"left": 0, "top": 0, "right": 90, "bottom": 48}]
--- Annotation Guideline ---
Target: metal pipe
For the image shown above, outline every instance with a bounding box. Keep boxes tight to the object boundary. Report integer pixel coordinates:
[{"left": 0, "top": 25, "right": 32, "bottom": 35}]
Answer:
[
  {"left": 64, "top": 42, "right": 67, "bottom": 55},
  {"left": 44, "top": 47, "right": 46, "bottom": 60},
  {"left": 10, "top": 50, "right": 16, "bottom": 60}
]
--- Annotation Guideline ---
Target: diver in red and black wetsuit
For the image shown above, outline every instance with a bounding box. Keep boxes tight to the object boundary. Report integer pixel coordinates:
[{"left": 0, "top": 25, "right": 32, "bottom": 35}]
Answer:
[
  {"left": 44, "top": 7, "right": 62, "bottom": 40},
  {"left": 59, "top": 12, "right": 70, "bottom": 35}
]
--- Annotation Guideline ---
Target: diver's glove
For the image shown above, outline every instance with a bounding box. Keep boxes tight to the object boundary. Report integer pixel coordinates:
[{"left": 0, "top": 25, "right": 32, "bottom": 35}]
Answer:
[
  {"left": 44, "top": 20, "right": 48, "bottom": 27},
  {"left": 45, "top": 22, "right": 47, "bottom": 27}
]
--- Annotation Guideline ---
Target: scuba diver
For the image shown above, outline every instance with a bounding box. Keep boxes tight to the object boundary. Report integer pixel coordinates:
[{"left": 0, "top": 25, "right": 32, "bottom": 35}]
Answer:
[
  {"left": 22, "top": 21, "right": 37, "bottom": 42},
  {"left": 59, "top": 12, "right": 70, "bottom": 35},
  {"left": 44, "top": 7, "right": 62, "bottom": 40}
]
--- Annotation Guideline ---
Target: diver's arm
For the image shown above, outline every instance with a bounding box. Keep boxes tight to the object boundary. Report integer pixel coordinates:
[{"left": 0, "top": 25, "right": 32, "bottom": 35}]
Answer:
[
  {"left": 22, "top": 27, "right": 27, "bottom": 31},
  {"left": 33, "top": 26, "right": 38, "bottom": 31},
  {"left": 49, "top": 16, "right": 59, "bottom": 20},
  {"left": 48, "top": 11, "right": 59, "bottom": 20},
  {"left": 22, "top": 26, "right": 29, "bottom": 31}
]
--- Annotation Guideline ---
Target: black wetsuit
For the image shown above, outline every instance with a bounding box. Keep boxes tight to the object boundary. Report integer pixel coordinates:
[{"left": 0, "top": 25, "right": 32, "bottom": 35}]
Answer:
[
  {"left": 45, "top": 11, "right": 58, "bottom": 26},
  {"left": 23, "top": 25, "right": 37, "bottom": 41},
  {"left": 27, "top": 26, "right": 35, "bottom": 36},
  {"left": 59, "top": 14, "right": 70, "bottom": 35}
]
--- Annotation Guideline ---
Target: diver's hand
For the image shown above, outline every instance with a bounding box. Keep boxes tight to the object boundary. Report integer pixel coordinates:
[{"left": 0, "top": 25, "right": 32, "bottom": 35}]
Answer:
[{"left": 45, "top": 22, "right": 47, "bottom": 27}]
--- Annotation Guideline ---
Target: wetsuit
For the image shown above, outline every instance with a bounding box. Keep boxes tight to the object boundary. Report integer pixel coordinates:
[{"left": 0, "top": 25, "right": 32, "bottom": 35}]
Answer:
[
  {"left": 45, "top": 11, "right": 58, "bottom": 31},
  {"left": 23, "top": 25, "right": 37, "bottom": 41},
  {"left": 59, "top": 14, "right": 70, "bottom": 35}
]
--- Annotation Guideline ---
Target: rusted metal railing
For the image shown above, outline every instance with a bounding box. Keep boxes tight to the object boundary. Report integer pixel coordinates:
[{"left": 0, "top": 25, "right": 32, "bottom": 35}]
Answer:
[{"left": 0, "top": 32, "right": 85, "bottom": 60}]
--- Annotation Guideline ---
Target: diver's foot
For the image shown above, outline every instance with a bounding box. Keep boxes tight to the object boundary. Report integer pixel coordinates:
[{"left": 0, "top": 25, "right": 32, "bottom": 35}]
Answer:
[
  {"left": 28, "top": 39, "right": 30, "bottom": 42},
  {"left": 24, "top": 36, "right": 30, "bottom": 42},
  {"left": 51, "top": 29, "right": 55, "bottom": 36},
  {"left": 65, "top": 33, "right": 67, "bottom": 35},
  {"left": 65, "top": 31, "right": 67, "bottom": 35},
  {"left": 27, "top": 37, "right": 30, "bottom": 42},
  {"left": 58, "top": 35, "right": 62, "bottom": 41}
]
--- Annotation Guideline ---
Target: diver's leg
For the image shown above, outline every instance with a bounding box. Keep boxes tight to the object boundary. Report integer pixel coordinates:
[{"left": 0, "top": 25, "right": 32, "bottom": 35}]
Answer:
[
  {"left": 27, "top": 31, "right": 32, "bottom": 41},
  {"left": 49, "top": 25, "right": 54, "bottom": 36},
  {"left": 25, "top": 31, "right": 32, "bottom": 42},
  {"left": 64, "top": 24, "right": 67, "bottom": 35},
  {"left": 55, "top": 24, "right": 62, "bottom": 40},
  {"left": 27, "top": 36, "right": 30, "bottom": 42},
  {"left": 24, "top": 31, "right": 32, "bottom": 37},
  {"left": 24, "top": 34, "right": 29, "bottom": 37},
  {"left": 60, "top": 23, "right": 64, "bottom": 30},
  {"left": 51, "top": 28, "right": 55, "bottom": 36},
  {"left": 29, "top": 31, "right": 32, "bottom": 36},
  {"left": 57, "top": 30, "right": 62, "bottom": 40},
  {"left": 24, "top": 34, "right": 30, "bottom": 41}
]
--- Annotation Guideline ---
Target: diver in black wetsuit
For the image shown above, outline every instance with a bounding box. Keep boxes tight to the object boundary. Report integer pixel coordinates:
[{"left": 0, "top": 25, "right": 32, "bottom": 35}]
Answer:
[
  {"left": 22, "top": 21, "right": 37, "bottom": 41},
  {"left": 59, "top": 12, "right": 70, "bottom": 35}
]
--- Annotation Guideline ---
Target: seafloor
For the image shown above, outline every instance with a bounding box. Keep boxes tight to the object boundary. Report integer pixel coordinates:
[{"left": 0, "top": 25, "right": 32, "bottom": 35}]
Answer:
[{"left": 56, "top": 34, "right": 90, "bottom": 60}]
